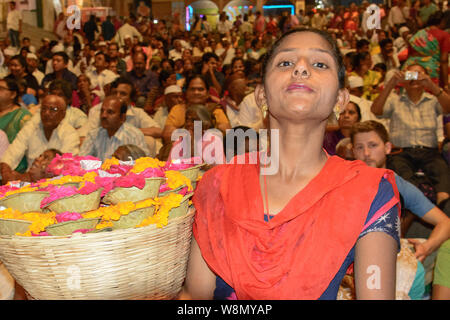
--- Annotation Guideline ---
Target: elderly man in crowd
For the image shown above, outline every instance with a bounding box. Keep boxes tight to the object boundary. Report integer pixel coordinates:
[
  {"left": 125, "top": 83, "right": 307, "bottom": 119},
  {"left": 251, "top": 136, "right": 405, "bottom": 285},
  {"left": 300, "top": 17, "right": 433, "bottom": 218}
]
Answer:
[
  {"left": 79, "top": 95, "right": 149, "bottom": 161},
  {"left": 0, "top": 94, "right": 80, "bottom": 183},
  {"left": 152, "top": 84, "right": 184, "bottom": 129}
]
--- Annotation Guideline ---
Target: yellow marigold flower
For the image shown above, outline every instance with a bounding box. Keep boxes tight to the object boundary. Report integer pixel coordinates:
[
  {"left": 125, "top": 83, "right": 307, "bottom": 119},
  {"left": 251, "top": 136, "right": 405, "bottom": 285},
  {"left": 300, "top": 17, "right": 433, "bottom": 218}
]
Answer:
[
  {"left": 165, "top": 170, "right": 193, "bottom": 191},
  {"left": 95, "top": 220, "right": 114, "bottom": 230},
  {"left": 39, "top": 175, "right": 83, "bottom": 188},
  {"left": 101, "top": 157, "right": 120, "bottom": 171},
  {"left": 3, "top": 186, "right": 37, "bottom": 198},
  {"left": 136, "top": 193, "right": 183, "bottom": 228},
  {"left": 14, "top": 212, "right": 57, "bottom": 236},
  {"left": 130, "top": 157, "right": 165, "bottom": 173},
  {"left": 135, "top": 198, "right": 158, "bottom": 210}
]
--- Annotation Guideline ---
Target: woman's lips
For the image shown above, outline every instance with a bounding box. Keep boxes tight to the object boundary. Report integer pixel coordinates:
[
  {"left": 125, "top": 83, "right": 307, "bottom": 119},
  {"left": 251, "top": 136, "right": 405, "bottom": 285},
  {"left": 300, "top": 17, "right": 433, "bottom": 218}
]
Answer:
[{"left": 287, "top": 83, "right": 314, "bottom": 92}]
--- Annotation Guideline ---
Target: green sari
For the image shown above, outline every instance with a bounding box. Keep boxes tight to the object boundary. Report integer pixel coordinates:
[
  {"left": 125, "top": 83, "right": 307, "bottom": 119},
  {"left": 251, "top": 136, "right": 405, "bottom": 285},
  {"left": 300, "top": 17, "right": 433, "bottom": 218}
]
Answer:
[
  {"left": 0, "top": 108, "right": 31, "bottom": 173},
  {"left": 403, "top": 27, "right": 440, "bottom": 83}
]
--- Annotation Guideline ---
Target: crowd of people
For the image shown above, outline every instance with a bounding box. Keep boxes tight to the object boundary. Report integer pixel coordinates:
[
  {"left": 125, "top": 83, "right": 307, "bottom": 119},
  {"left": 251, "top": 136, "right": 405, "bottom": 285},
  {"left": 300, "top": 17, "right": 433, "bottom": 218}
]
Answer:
[{"left": 0, "top": 0, "right": 449, "bottom": 300}]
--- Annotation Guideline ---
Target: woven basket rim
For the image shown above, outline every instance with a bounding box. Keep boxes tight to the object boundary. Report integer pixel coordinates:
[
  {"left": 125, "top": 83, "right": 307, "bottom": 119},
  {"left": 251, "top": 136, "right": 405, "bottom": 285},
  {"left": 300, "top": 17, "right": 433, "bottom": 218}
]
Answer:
[
  {"left": 45, "top": 217, "right": 101, "bottom": 230},
  {"left": 0, "top": 190, "right": 50, "bottom": 201},
  {"left": 0, "top": 218, "right": 32, "bottom": 224},
  {"left": 179, "top": 163, "right": 205, "bottom": 171},
  {"left": 0, "top": 208, "right": 195, "bottom": 241},
  {"left": 41, "top": 187, "right": 104, "bottom": 208}
]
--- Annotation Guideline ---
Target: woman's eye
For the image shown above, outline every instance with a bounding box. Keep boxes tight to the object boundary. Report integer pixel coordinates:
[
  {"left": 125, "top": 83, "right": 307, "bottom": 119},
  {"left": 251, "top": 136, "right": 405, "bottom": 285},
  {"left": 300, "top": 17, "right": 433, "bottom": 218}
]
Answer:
[
  {"left": 313, "top": 62, "right": 328, "bottom": 69},
  {"left": 277, "top": 60, "right": 293, "bottom": 68}
]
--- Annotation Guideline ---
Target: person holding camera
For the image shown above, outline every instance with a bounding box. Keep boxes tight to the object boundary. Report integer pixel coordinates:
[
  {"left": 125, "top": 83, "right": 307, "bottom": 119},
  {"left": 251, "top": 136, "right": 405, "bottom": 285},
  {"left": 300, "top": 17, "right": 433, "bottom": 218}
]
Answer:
[{"left": 371, "top": 63, "right": 450, "bottom": 208}]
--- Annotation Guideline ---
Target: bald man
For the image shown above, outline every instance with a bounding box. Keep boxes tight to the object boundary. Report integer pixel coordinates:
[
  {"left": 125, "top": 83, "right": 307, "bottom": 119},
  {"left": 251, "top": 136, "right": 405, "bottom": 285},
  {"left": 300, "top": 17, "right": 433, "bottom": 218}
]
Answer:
[{"left": 0, "top": 94, "right": 80, "bottom": 183}]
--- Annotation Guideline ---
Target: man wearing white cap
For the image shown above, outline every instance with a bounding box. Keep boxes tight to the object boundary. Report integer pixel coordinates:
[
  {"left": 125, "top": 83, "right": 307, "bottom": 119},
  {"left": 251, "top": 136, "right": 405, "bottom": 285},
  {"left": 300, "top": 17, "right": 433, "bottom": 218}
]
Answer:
[
  {"left": 26, "top": 53, "right": 44, "bottom": 86},
  {"left": 153, "top": 85, "right": 184, "bottom": 129},
  {"left": 113, "top": 16, "right": 143, "bottom": 47},
  {"left": 394, "top": 26, "right": 410, "bottom": 54},
  {"left": 347, "top": 75, "right": 390, "bottom": 130}
]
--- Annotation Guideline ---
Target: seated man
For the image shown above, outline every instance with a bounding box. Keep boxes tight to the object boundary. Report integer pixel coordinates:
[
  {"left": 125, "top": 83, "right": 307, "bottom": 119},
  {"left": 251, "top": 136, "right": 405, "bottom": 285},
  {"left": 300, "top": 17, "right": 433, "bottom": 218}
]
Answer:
[
  {"left": 41, "top": 51, "right": 78, "bottom": 93},
  {"left": 79, "top": 76, "right": 162, "bottom": 156},
  {"left": 371, "top": 64, "right": 450, "bottom": 206},
  {"left": 79, "top": 96, "right": 149, "bottom": 161},
  {"left": 351, "top": 120, "right": 450, "bottom": 299},
  {"left": 152, "top": 84, "right": 184, "bottom": 129},
  {"left": 351, "top": 120, "right": 450, "bottom": 262},
  {"left": 0, "top": 95, "right": 80, "bottom": 184},
  {"left": 30, "top": 80, "right": 88, "bottom": 135}
]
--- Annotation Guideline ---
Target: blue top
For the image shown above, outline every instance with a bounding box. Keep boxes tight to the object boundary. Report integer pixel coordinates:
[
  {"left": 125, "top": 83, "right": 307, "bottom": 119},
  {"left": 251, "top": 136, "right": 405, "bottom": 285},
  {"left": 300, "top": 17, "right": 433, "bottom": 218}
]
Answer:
[
  {"left": 395, "top": 173, "right": 434, "bottom": 218},
  {"left": 213, "top": 178, "right": 401, "bottom": 300}
]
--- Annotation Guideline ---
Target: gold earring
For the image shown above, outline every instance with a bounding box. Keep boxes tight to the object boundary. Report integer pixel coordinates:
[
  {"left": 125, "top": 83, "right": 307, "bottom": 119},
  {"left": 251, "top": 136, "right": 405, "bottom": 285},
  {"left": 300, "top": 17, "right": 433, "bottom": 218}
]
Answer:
[
  {"left": 333, "top": 104, "right": 341, "bottom": 121},
  {"left": 261, "top": 103, "right": 268, "bottom": 119}
]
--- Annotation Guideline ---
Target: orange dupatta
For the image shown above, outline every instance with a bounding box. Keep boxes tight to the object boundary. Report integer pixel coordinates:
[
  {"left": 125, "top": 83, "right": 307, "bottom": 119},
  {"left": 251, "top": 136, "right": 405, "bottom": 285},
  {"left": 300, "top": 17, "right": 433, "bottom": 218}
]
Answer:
[{"left": 192, "top": 155, "right": 400, "bottom": 299}]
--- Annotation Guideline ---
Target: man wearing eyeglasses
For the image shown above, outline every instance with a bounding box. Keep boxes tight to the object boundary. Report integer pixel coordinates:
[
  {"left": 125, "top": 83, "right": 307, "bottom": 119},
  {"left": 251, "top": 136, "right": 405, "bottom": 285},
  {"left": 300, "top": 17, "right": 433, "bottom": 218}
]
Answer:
[{"left": 0, "top": 95, "right": 80, "bottom": 184}]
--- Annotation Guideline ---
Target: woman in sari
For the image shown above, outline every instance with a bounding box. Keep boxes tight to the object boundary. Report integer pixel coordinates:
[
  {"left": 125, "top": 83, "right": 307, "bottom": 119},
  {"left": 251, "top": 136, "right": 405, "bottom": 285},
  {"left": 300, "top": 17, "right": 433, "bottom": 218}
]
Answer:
[
  {"left": 181, "top": 28, "right": 400, "bottom": 300},
  {"left": 404, "top": 11, "right": 450, "bottom": 89},
  {"left": 0, "top": 78, "right": 31, "bottom": 173}
]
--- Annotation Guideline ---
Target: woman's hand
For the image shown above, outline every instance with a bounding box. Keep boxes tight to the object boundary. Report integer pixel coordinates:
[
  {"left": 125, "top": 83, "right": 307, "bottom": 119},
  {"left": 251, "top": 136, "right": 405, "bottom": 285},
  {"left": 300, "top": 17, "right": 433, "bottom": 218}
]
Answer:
[{"left": 408, "top": 239, "right": 432, "bottom": 262}]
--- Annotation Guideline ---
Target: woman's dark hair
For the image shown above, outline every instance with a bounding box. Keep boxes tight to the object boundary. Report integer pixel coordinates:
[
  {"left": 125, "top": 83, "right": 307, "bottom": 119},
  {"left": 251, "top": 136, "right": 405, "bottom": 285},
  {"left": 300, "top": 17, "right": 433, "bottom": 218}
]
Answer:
[
  {"left": 261, "top": 28, "right": 346, "bottom": 89},
  {"left": 185, "top": 73, "right": 209, "bottom": 91},
  {"left": 0, "top": 78, "right": 20, "bottom": 105},
  {"left": 186, "top": 104, "right": 213, "bottom": 129},
  {"left": 427, "top": 11, "right": 445, "bottom": 27}
]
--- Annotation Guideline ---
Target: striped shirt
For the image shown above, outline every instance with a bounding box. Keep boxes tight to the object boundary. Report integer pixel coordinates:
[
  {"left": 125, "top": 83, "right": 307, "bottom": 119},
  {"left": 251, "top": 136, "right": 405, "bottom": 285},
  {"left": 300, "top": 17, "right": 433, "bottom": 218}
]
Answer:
[
  {"left": 0, "top": 120, "right": 80, "bottom": 170},
  {"left": 79, "top": 122, "right": 150, "bottom": 161},
  {"left": 375, "top": 91, "right": 443, "bottom": 148}
]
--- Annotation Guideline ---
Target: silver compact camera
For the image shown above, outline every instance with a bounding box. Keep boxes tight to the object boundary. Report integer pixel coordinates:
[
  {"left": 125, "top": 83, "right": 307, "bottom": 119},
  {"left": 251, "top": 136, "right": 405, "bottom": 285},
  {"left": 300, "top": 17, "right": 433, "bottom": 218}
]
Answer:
[{"left": 405, "top": 71, "right": 419, "bottom": 81}]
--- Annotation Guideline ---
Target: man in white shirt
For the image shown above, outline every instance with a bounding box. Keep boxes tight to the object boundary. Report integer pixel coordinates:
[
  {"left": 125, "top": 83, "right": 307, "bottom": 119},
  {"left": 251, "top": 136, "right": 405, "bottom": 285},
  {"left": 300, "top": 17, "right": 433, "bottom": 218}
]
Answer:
[
  {"left": 372, "top": 38, "right": 400, "bottom": 71},
  {"left": 153, "top": 85, "right": 184, "bottom": 129},
  {"left": 114, "top": 17, "right": 143, "bottom": 47},
  {"left": 26, "top": 53, "right": 44, "bottom": 86},
  {"left": 79, "top": 77, "right": 162, "bottom": 156},
  {"left": 394, "top": 26, "right": 410, "bottom": 54},
  {"left": 169, "top": 39, "right": 184, "bottom": 61},
  {"left": 80, "top": 96, "right": 149, "bottom": 161},
  {"left": 86, "top": 52, "right": 119, "bottom": 99},
  {"left": 6, "top": 1, "right": 22, "bottom": 48},
  {"left": 387, "top": 0, "right": 410, "bottom": 30},
  {"left": 0, "top": 95, "right": 80, "bottom": 176}
]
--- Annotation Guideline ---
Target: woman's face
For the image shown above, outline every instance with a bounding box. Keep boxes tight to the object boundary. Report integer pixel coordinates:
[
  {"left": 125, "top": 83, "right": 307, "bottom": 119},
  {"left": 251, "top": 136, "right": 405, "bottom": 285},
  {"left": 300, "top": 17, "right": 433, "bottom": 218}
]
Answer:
[
  {"left": 263, "top": 32, "right": 342, "bottom": 123},
  {"left": 338, "top": 102, "right": 360, "bottom": 129},
  {"left": 0, "top": 80, "right": 15, "bottom": 105},
  {"left": 77, "top": 75, "right": 90, "bottom": 91},
  {"left": 9, "top": 59, "right": 25, "bottom": 77},
  {"left": 186, "top": 78, "right": 208, "bottom": 105},
  {"left": 232, "top": 59, "right": 245, "bottom": 74}
]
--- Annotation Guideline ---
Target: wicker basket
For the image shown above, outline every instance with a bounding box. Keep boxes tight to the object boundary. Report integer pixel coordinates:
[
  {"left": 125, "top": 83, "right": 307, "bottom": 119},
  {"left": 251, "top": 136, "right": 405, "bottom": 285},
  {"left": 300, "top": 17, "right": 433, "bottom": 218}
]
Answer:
[
  {"left": 0, "top": 191, "right": 50, "bottom": 213},
  {"left": 43, "top": 189, "right": 103, "bottom": 214},
  {"left": 103, "top": 178, "right": 164, "bottom": 205},
  {"left": 0, "top": 208, "right": 195, "bottom": 300}
]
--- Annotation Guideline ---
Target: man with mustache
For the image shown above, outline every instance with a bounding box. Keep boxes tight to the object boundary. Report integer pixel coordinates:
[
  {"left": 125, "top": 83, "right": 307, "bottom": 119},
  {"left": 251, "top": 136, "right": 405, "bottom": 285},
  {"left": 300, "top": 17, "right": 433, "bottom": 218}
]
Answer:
[{"left": 79, "top": 95, "right": 149, "bottom": 161}]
